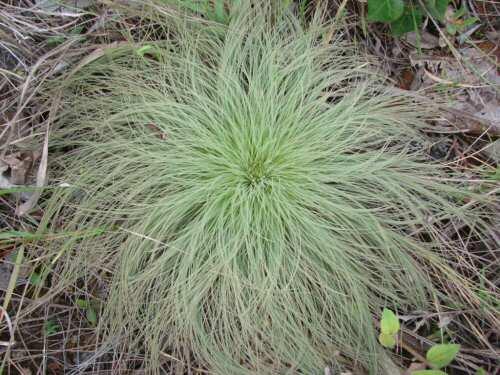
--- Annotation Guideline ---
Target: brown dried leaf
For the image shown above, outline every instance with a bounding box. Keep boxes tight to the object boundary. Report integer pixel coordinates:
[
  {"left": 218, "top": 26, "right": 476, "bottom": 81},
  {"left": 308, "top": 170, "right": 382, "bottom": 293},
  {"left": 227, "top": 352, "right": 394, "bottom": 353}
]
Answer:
[{"left": 1, "top": 152, "right": 35, "bottom": 185}]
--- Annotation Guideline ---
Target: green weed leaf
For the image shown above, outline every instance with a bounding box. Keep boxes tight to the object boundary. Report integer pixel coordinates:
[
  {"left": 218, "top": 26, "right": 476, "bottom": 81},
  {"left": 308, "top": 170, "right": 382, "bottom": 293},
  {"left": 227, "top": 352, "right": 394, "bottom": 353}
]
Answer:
[
  {"left": 475, "top": 368, "right": 487, "bottom": 375},
  {"left": 461, "top": 17, "right": 479, "bottom": 28},
  {"left": 426, "top": 344, "right": 460, "bottom": 369},
  {"left": 47, "top": 35, "right": 66, "bottom": 47},
  {"left": 70, "top": 25, "right": 85, "bottom": 35},
  {"left": 76, "top": 298, "right": 89, "bottom": 309},
  {"left": 446, "top": 23, "right": 457, "bottom": 35},
  {"left": 452, "top": 4, "right": 466, "bottom": 18},
  {"left": 379, "top": 332, "right": 396, "bottom": 348},
  {"left": 43, "top": 320, "right": 59, "bottom": 336},
  {"left": 76, "top": 298, "right": 98, "bottom": 325},
  {"left": 368, "top": 0, "right": 405, "bottom": 22},
  {"left": 391, "top": 5, "right": 423, "bottom": 36},
  {"left": 29, "top": 272, "right": 42, "bottom": 286},
  {"left": 425, "top": 0, "right": 449, "bottom": 22},
  {"left": 86, "top": 307, "right": 98, "bottom": 326},
  {"left": 380, "top": 308, "right": 400, "bottom": 335}
]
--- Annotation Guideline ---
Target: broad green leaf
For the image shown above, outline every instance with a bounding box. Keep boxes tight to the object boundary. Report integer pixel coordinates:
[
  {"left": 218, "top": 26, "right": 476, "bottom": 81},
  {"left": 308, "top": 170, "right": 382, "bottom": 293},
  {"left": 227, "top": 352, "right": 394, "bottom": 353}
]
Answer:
[
  {"left": 426, "top": 344, "right": 460, "bottom": 369},
  {"left": 475, "top": 368, "right": 487, "bottom": 375},
  {"left": 380, "top": 308, "right": 400, "bottom": 335},
  {"left": 412, "top": 371, "right": 448, "bottom": 375},
  {"left": 425, "top": 0, "right": 448, "bottom": 22},
  {"left": 391, "top": 5, "right": 423, "bottom": 36},
  {"left": 378, "top": 332, "right": 396, "bottom": 348},
  {"left": 367, "top": 0, "right": 405, "bottom": 22}
]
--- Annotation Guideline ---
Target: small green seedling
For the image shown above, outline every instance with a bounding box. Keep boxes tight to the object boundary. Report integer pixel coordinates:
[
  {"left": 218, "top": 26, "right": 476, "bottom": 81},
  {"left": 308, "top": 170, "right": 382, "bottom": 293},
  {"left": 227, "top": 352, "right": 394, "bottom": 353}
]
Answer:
[
  {"left": 411, "top": 344, "right": 461, "bottom": 374},
  {"left": 379, "top": 308, "right": 400, "bottom": 348},
  {"left": 47, "top": 35, "right": 66, "bottom": 47},
  {"left": 445, "top": 5, "right": 479, "bottom": 36},
  {"left": 425, "top": 0, "right": 449, "bottom": 21},
  {"left": 426, "top": 343, "right": 461, "bottom": 368},
  {"left": 76, "top": 298, "right": 98, "bottom": 326},
  {"left": 43, "top": 320, "right": 59, "bottom": 336},
  {"left": 29, "top": 272, "right": 42, "bottom": 286},
  {"left": 378, "top": 309, "right": 461, "bottom": 375}
]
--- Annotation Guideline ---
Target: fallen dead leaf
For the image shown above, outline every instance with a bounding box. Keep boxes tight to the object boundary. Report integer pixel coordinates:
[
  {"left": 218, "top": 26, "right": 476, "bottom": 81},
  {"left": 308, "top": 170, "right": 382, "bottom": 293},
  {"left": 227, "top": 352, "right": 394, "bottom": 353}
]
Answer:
[
  {"left": 1, "top": 151, "right": 35, "bottom": 185},
  {"left": 398, "top": 69, "right": 415, "bottom": 90},
  {"left": 484, "top": 140, "right": 500, "bottom": 163},
  {"left": 477, "top": 41, "right": 500, "bottom": 74},
  {"left": 16, "top": 120, "right": 49, "bottom": 216},
  {"left": 405, "top": 31, "right": 440, "bottom": 50},
  {"left": 442, "top": 107, "right": 500, "bottom": 136}
]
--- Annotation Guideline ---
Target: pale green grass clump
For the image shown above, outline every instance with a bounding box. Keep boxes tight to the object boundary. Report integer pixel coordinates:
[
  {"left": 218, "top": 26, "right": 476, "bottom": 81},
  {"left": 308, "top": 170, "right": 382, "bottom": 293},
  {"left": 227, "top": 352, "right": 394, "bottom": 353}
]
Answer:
[{"left": 41, "top": 5, "right": 487, "bottom": 374}]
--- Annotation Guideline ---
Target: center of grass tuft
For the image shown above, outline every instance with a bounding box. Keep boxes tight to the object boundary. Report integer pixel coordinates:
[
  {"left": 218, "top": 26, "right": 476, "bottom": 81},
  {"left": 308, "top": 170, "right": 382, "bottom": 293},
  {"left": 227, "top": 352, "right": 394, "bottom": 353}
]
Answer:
[{"left": 244, "top": 156, "right": 272, "bottom": 188}]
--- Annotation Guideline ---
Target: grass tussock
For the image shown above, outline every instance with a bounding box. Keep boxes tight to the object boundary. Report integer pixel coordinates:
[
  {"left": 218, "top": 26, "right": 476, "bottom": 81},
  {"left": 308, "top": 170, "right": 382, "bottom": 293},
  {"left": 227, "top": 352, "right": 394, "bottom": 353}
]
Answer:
[{"left": 39, "top": 4, "right": 493, "bottom": 374}]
